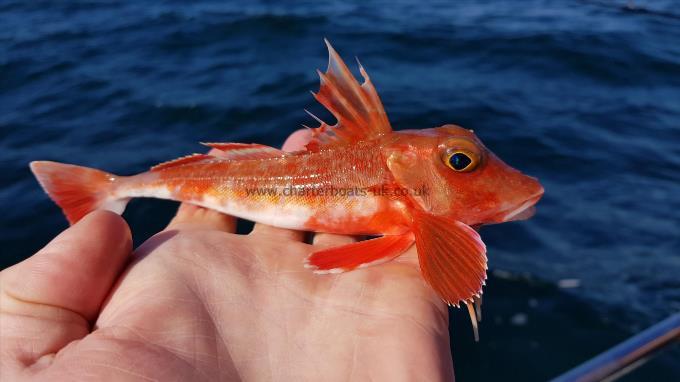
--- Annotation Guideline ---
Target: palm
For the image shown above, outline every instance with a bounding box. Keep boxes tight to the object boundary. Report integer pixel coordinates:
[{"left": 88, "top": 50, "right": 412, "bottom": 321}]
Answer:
[
  {"left": 1, "top": 206, "right": 453, "bottom": 381},
  {"left": 98, "top": 215, "right": 453, "bottom": 380}
]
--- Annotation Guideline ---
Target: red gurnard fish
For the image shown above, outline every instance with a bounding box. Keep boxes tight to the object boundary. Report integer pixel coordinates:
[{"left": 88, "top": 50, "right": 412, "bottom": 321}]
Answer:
[{"left": 30, "top": 40, "right": 544, "bottom": 314}]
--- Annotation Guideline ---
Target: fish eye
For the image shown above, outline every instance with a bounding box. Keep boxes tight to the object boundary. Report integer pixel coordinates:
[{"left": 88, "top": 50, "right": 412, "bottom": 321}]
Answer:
[{"left": 444, "top": 151, "right": 477, "bottom": 172}]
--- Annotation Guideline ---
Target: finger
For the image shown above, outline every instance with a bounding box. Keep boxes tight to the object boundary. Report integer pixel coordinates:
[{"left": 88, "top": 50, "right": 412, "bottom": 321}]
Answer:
[
  {"left": 282, "top": 129, "right": 312, "bottom": 152},
  {"left": 166, "top": 203, "right": 236, "bottom": 232},
  {"left": 393, "top": 244, "right": 420, "bottom": 267},
  {"left": 250, "top": 129, "right": 312, "bottom": 242},
  {"left": 312, "top": 232, "right": 359, "bottom": 248},
  {"left": 250, "top": 223, "right": 306, "bottom": 241},
  {"left": 1, "top": 210, "right": 132, "bottom": 322}
]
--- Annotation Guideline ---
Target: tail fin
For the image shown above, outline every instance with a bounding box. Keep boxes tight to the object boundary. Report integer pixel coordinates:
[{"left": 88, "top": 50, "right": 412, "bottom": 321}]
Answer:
[{"left": 30, "top": 161, "right": 128, "bottom": 225}]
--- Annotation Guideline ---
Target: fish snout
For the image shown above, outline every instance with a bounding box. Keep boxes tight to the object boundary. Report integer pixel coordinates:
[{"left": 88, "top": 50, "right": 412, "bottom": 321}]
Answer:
[
  {"left": 524, "top": 175, "right": 544, "bottom": 203},
  {"left": 483, "top": 172, "right": 543, "bottom": 224},
  {"left": 500, "top": 175, "right": 544, "bottom": 222}
]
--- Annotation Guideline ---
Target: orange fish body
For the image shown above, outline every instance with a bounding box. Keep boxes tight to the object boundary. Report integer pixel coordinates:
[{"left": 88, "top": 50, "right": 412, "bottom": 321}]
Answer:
[{"left": 30, "top": 40, "right": 543, "bottom": 312}]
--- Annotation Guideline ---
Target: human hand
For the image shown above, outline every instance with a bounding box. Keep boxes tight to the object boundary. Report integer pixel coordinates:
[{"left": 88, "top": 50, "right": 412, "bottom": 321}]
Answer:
[{"left": 1, "top": 132, "right": 454, "bottom": 381}]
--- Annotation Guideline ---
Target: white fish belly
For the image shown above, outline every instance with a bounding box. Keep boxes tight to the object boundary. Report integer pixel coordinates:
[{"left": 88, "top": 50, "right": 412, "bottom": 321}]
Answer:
[
  {"left": 117, "top": 182, "right": 314, "bottom": 230},
  {"left": 116, "top": 180, "right": 386, "bottom": 232}
]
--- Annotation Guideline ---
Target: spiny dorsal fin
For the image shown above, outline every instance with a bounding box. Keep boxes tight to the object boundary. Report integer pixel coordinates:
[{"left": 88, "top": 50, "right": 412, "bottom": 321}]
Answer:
[
  {"left": 150, "top": 154, "right": 213, "bottom": 172},
  {"left": 305, "top": 39, "right": 392, "bottom": 151},
  {"left": 201, "top": 142, "right": 287, "bottom": 160}
]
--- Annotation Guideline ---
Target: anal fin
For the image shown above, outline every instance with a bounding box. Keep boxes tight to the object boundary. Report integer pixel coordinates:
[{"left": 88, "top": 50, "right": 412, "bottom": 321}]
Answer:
[{"left": 305, "top": 233, "right": 415, "bottom": 274}]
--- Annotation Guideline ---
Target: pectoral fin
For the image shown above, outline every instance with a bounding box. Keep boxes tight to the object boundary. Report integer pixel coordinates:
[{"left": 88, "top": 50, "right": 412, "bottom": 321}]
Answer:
[
  {"left": 412, "top": 210, "right": 488, "bottom": 307},
  {"left": 305, "top": 233, "right": 414, "bottom": 274}
]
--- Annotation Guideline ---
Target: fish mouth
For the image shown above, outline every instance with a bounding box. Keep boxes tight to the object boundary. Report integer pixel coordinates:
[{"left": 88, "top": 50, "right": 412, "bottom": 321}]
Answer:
[{"left": 494, "top": 190, "right": 544, "bottom": 223}]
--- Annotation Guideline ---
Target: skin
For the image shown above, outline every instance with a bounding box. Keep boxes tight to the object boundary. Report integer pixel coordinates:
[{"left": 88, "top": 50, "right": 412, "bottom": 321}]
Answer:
[{"left": 0, "top": 130, "right": 454, "bottom": 381}]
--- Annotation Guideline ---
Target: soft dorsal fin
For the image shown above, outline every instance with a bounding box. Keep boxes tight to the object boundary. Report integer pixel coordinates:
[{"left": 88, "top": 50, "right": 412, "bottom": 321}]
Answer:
[
  {"left": 201, "top": 142, "right": 287, "bottom": 160},
  {"left": 150, "top": 154, "right": 214, "bottom": 172},
  {"left": 305, "top": 39, "right": 392, "bottom": 151},
  {"left": 151, "top": 143, "right": 286, "bottom": 172}
]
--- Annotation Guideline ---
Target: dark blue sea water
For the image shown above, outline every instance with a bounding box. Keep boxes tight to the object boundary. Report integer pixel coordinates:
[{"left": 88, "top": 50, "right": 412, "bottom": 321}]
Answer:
[{"left": 1, "top": 1, "right": 679, "bottom": 380}]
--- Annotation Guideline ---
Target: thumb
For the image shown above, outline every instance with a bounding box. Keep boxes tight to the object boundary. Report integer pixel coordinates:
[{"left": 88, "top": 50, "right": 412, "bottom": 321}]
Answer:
[
  {"left": 2, "top": 210, "right": 132, "bottom": 321},
  {"left": 1, "top": 210, "right": 131, "bottom": 367}
]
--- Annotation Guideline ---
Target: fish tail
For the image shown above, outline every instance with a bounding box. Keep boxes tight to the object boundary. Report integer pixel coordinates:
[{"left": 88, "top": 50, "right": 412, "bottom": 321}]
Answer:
[{"left": 30, "top": 161, "right": 129, "bottom": 225}]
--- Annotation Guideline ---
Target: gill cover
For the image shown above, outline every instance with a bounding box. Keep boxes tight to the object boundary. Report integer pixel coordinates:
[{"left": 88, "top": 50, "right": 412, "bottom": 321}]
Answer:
[{"left": 385, "top": 144, "right": 451, "bottom": 213}]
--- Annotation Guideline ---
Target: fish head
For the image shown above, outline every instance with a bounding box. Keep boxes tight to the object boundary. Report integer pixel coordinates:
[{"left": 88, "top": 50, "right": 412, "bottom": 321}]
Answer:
[{"left": 384, "top": 124, "right": 544, "bottom": 226}]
